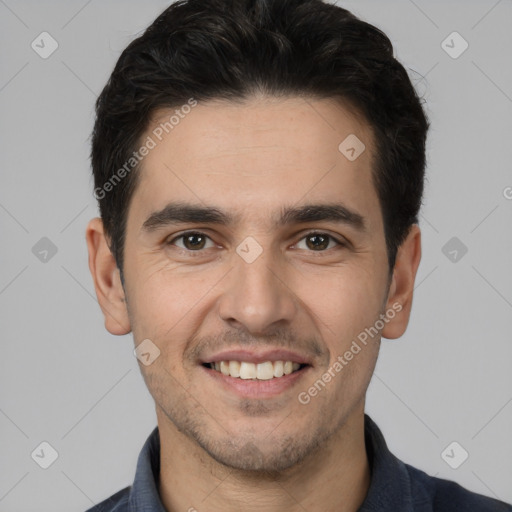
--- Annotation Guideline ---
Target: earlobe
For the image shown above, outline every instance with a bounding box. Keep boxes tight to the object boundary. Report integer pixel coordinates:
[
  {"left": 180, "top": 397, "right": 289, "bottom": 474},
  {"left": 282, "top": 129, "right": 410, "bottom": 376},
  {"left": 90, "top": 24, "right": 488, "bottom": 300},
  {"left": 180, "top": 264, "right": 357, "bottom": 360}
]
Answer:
[
  {"left": 381, "top": 224, "right": 422, "bottom": 340},
  {"left": 85, "top": 217, "right": 131, "bottom": 335}
]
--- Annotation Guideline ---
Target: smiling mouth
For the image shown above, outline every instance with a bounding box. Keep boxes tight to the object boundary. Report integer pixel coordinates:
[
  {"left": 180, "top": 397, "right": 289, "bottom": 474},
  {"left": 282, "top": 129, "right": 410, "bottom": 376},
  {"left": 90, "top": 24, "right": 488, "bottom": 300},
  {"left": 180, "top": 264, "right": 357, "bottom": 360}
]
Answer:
[{"left": 203, "top": 360, "right": 309, "bottom": 380}]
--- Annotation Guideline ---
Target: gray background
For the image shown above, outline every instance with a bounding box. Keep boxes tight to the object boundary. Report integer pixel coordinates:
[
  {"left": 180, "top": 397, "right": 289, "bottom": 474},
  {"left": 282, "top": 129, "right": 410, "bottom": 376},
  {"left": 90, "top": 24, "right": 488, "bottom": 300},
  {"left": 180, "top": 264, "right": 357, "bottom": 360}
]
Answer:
[{"left": 1, "top": 0, "right": 511, "bottom": 510}]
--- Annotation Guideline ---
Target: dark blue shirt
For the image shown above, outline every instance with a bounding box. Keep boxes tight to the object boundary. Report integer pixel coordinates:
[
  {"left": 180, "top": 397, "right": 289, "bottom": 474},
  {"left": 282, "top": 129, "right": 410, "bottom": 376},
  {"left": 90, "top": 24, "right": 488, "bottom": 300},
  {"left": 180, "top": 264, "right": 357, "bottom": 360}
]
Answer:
[{"left": 85, "top": 414, "right": 511, "bottom": 511}]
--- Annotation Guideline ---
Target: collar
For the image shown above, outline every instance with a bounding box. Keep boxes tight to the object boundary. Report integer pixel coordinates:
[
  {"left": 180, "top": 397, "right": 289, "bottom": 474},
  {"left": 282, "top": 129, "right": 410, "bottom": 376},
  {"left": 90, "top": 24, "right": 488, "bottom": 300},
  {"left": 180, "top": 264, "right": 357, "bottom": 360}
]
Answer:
[
  {"left": 358, "top": 414, "right": 414, "bottom": 511},
  {"left": 127, "top": 414, "right": 415, "bottom": 511}
]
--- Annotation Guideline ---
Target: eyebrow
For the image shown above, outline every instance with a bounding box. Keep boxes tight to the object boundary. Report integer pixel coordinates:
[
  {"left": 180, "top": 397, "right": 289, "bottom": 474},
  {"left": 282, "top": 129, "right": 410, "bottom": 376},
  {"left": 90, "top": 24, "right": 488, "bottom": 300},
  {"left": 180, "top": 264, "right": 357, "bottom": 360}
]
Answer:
[{"left": 141, "top": 201, "right": 367, "bottom": 233}]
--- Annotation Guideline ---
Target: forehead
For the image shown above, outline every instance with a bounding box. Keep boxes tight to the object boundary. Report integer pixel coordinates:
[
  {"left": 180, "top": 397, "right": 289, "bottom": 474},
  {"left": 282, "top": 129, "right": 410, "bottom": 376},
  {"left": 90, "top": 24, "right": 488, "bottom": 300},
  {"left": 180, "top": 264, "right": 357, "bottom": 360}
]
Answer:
[{"left": 129, "top": 96, "right": 382, "bottom": 233}]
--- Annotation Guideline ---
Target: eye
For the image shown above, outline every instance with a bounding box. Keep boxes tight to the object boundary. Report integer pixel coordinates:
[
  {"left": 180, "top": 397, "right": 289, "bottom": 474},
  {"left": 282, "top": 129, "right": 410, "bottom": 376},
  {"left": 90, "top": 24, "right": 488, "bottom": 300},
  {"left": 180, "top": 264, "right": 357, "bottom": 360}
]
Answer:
[
  {"left": 166, "top": 230, "right": 345, "bottom": 255},
  {"left": 167, "top": 231, "right": 216, "bottom": 252},
  {"left": 295, "top": 231, "right": 344, "bottom": 252}
]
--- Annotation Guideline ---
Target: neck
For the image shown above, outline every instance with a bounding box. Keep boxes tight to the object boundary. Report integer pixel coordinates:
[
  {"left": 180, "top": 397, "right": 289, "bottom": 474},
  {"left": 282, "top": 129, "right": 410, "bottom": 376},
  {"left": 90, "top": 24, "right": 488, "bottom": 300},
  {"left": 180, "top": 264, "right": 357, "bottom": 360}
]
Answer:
[{"left": 157, "top": 407, "right": 371, "bottom": 512}]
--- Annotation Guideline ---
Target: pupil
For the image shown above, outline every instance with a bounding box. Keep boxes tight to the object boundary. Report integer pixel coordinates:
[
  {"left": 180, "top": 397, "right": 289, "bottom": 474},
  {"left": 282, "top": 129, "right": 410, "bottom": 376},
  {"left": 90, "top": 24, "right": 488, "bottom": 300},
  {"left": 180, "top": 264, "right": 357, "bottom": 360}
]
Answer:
[
  {"left": 185, "top": 234, "right": 204, "bottom": 249},
  {"left": 308, "top": 234, "right": 328, "bottom": 250}
]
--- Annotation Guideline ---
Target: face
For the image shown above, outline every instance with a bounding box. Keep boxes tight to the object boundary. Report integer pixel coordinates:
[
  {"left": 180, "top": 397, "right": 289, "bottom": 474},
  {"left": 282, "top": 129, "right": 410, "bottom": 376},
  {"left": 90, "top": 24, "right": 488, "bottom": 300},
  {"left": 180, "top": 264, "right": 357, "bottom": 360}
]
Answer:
[{"left": 88, "top": 95, "right": 419, "bottom": 472}]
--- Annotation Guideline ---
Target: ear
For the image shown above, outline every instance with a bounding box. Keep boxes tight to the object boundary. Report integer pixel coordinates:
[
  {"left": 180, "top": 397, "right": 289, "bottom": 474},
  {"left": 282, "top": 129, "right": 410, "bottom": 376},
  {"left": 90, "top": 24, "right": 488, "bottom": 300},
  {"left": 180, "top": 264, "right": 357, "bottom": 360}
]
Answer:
[
  {"left": 381, "top": 224, "right": 421, "bottom": 340},
  {"left": 85, "top": 217, "right": 131, "bottom": 335}
]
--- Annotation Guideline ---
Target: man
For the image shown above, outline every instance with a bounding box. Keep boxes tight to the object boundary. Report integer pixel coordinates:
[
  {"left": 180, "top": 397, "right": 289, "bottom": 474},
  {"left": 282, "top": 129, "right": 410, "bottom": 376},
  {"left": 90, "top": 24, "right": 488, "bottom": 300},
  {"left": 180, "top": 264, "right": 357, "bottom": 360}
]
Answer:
[{"left": 85, "top": 0, "right": 512, "bottom": 510}]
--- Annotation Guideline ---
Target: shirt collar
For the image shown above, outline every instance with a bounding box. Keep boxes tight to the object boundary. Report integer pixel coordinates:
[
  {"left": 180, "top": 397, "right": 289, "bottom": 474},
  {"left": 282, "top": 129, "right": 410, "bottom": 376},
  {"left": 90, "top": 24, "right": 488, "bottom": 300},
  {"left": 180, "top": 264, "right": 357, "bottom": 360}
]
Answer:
[
  {"left": 358, "top": 414, "right": 414, "bottom": 511},
  {"left": 127, "top": 414, "right": 414, "bottom": 511},
  {"left": 128, "top": 425, "right": 166, "bottom": 512}
]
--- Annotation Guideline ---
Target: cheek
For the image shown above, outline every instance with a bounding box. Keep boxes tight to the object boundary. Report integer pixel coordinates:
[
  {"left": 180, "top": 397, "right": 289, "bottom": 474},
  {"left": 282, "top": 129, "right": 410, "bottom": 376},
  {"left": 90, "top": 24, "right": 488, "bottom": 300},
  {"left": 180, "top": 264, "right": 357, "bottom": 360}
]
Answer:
[
  {"left": 300, "top": 265, "right": 384, "bottom": 397},
  {"left": 126, "top": 262, "right": 217, "bottom": 361},
  {"left": 302, "top": 264, "right": 384, "bottom": 341}
]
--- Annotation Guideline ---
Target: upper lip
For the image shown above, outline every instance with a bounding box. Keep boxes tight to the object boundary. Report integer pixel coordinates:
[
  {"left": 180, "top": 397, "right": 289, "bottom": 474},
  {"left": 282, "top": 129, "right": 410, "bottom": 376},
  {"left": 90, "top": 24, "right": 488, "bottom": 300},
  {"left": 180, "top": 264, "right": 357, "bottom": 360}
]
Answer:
[{"left": 200, "top": 349, "right": 313, "bottom": 366}]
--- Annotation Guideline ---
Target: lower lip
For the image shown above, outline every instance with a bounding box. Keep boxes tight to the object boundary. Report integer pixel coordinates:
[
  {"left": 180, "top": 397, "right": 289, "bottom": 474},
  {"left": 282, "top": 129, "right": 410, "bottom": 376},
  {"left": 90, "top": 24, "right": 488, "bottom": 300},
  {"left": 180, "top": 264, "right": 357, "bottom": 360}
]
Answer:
[{"left": 201, "top": 365, "right": 311, "bottom": 399}]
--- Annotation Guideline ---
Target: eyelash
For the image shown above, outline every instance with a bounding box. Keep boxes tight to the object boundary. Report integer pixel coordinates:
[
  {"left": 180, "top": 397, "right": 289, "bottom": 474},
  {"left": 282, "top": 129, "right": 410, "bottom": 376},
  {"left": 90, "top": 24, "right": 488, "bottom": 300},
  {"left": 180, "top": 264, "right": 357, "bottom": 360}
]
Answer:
[{"left": 166, "top": 230, "right": 346, "bottom": 256}]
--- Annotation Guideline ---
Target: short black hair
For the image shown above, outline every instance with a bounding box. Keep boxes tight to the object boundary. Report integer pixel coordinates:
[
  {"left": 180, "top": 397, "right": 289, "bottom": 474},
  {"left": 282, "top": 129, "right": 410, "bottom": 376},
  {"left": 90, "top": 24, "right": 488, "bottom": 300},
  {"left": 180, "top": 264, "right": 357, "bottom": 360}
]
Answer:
[{"left": 91, "top": 0, "right": 429, "bottom": 275}]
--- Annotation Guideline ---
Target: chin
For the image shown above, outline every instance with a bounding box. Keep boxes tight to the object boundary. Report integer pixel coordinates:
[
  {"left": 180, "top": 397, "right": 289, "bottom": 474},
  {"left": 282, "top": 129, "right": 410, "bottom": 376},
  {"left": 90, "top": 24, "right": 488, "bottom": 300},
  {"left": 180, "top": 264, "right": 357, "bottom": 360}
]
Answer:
[{"left": 196, "top": 431, "right": 323, "bottom": 473}]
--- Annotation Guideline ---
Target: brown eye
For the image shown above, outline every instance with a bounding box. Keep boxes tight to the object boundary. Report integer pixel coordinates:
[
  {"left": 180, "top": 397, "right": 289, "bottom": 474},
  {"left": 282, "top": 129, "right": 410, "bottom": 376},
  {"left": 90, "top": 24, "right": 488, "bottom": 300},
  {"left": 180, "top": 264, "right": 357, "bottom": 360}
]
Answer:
[
  {"left": 168, "top": 231, "right": 214, "bottom": 251},
  {"left": 296, "top": 232, "right": 343, "bottom": 252}
]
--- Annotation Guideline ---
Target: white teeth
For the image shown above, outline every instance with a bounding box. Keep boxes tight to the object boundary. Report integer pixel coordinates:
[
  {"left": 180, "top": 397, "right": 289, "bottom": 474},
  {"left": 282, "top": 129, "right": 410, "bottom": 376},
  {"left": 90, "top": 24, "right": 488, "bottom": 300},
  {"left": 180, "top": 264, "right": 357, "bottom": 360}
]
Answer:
[
  {"left": 208, "top": 360, "right": 305, "bottom": 379},
  {"left": 256, "top": 361, "right": 274, "bottom": 380},
  {"left": 228, "top": 360, "right": 240, "bottom": 377},
  {"left": 239, "top": 362, "right": 257, "bottom": 379},
  {"left": 273, "top": 360, "right": 284, "bottom": 377},
  {"left": 220, "top": 361, "right": 230, "bottom": 376}
]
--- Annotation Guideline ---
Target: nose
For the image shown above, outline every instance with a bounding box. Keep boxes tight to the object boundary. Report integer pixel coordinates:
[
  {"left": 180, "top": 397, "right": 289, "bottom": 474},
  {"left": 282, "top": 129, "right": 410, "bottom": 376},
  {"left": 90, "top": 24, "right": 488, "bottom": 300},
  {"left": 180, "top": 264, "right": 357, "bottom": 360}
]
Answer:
[{"left": 217, "top": 243, "right": 298, "bottom": 335}]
